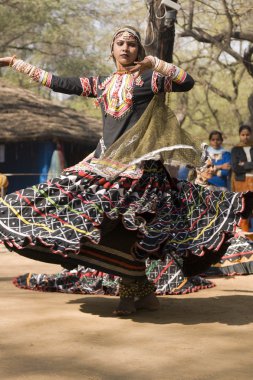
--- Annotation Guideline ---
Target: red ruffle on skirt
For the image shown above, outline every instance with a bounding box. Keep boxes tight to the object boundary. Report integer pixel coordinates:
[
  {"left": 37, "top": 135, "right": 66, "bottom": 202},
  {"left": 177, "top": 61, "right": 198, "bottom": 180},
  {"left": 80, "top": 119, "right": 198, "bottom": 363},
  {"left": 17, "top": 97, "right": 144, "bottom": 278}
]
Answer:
[{"left": 0, "top": 160, "right": 249, "bottom": 278}]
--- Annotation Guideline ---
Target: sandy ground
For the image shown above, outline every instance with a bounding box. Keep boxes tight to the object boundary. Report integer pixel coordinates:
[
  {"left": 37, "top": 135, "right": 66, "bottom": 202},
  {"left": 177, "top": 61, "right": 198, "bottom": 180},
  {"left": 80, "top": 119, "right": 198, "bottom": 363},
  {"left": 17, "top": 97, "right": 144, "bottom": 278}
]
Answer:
[{"left": 1, "top": 247, "right": 253, "bottom": 380}]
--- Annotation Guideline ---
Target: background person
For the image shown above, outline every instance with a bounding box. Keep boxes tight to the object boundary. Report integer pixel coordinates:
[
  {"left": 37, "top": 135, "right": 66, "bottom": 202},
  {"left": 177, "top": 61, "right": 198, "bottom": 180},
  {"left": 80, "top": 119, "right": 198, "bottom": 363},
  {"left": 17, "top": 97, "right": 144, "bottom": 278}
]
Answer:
[
  {"left": 207, "top": 130, "right": 231, "bottom": 190},
  {"left": 231, "top": 125, "right": 253, "bottom": 192},
  {"left": 231, "top": 125, "right": 253, "bottom": 232}
]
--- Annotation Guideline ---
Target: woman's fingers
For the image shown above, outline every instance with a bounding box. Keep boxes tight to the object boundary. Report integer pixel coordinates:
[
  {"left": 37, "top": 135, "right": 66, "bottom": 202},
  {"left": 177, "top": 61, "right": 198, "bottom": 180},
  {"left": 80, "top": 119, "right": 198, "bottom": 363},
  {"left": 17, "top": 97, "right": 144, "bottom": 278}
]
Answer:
[
  {"left": 129, "top": 64, "right": 141, "bottom": 73},
  {"left": 128, "top": 58, "right": 153, "bottom": 77},
  {"left": 0, "top": 57, "right": 12, "bottom": 67}
]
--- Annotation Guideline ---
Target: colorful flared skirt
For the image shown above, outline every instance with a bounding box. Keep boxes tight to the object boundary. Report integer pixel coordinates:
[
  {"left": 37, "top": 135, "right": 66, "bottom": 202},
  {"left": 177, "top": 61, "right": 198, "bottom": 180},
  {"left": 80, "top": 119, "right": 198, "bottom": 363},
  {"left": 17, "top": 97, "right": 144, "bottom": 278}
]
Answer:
[
  {"left": 13, "top": 252, "right": 215, "bottom": 295},
  {"left": 12, "top": 236, "right": 253, "bottom": 295},
  {"left": 206, "top": 236, "right": 253, "bottom": 276},
  {"left": 0, "top": 160, "right": 249, "bottom": 279}
]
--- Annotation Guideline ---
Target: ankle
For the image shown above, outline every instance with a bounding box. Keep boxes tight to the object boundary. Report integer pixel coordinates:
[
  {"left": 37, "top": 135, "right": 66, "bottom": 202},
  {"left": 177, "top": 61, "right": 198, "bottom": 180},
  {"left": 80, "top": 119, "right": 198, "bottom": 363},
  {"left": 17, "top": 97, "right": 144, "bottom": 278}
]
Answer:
[
  {"left": 136, "top": 279, "right": 156, "bottom": 299},
  {"left": 118, "top": 278, "right": 156, "bottom": 300},
  {"left": 119, "top": 280, "right": 138, "bottom": 299}
]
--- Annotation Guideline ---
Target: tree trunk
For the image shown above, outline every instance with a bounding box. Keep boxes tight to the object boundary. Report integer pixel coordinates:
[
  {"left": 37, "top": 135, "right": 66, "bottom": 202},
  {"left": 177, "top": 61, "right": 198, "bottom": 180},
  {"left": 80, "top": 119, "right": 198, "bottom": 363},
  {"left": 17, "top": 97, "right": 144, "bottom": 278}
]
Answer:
[
  {"left": 144, "top": 0, "right": 178, "bottom": 63},
  {"left": 145, "top": 0, "right": 178, "bottom": 106},
  {"left": 248, "top": 93, "right": 253, "bottom": 127}
]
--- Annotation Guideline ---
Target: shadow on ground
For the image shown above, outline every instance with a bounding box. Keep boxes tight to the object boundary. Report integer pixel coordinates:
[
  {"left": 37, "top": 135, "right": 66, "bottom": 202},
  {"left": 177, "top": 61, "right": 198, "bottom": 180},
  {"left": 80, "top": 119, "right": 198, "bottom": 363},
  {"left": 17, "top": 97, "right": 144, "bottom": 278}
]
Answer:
[{"left": 67, "top": 294, "right": 253, "bottom": 325}]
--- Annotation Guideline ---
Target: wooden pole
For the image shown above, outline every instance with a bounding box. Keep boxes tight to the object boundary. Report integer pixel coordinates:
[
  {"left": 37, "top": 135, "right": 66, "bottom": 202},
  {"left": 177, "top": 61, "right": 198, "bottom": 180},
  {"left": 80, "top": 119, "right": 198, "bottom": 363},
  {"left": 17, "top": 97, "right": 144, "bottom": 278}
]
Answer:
[
  {"left": 145, "top": 0, "right": 178, "bottom": 104},
  {"left": 144, "top": 0, "right": 178, "bottom": 63}
]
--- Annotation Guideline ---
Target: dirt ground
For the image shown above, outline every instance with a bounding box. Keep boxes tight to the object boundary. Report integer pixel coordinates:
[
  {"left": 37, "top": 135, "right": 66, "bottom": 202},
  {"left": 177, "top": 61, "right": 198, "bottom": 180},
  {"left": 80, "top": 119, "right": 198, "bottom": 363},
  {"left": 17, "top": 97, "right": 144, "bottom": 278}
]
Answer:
[{"left": 1, "top": 247, "right": 253, "bottom": 380}]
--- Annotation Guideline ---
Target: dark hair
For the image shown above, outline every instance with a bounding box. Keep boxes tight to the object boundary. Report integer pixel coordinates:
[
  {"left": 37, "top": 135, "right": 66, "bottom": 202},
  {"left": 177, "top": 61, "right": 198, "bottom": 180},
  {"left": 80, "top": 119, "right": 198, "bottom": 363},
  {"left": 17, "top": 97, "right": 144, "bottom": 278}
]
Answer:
[
  {"left": 209, "top": 130, "right": 223, "bottom": 142},
  {"left": 239, "top": 124, "right": 252, "bottom": 134}
]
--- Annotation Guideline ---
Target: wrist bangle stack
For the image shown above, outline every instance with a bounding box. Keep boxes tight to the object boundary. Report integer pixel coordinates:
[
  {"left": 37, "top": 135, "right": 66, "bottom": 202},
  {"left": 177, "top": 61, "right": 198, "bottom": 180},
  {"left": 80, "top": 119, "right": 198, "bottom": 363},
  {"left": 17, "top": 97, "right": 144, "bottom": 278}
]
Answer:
[
  {"left": 11, "top": 58, "right": 52, "bottom": 88},
  {"left": 146, "top": 55, "right": 176, "bottom": 77},
  {"left": 145, "top": 56, "right": 187, "bottom": 84},
  {"left": 145, "top": 55, "right": 156, "bottom": 68}
]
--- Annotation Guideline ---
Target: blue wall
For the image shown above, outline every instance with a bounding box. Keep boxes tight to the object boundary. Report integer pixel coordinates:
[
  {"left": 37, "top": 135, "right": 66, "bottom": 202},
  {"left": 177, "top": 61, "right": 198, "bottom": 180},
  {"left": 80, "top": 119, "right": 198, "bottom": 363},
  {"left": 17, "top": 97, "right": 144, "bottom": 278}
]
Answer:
[
  {"left": 0, "top": 140, "right": 96, "bottom": 194},
  {"left": 0, "top": 141, "right": 55, "bottom": 193}
]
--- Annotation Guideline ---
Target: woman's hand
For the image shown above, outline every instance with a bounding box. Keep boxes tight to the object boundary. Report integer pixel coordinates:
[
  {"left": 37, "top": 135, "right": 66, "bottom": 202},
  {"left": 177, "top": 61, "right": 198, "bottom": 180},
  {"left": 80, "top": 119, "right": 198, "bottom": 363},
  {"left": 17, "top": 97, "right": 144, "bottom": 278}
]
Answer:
[
  {"left": 0, "top": 56, "right": 15, "bottom": 67},
  {"left": 129, "top": 57, "right": 153, "bottom": 77},
  {"left": 220, "top": 163, "right": 231, "bottom": 170},
  {"left": 214, "top": 163, "right": 231, "bottom": 171}
]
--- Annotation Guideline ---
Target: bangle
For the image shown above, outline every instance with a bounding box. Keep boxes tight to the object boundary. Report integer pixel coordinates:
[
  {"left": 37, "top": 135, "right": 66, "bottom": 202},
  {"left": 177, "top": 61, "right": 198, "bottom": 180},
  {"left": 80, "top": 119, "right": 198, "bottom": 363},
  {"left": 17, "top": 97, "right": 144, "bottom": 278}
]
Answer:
[
  {"left": 151, "top": 57, "right": 176, "bottom": 77},
  {"left": 145, "top": 55, "right": 156, "bottom": 69},
  {"left": 9, "top": 55, "right": 16, "bottom": 67}
]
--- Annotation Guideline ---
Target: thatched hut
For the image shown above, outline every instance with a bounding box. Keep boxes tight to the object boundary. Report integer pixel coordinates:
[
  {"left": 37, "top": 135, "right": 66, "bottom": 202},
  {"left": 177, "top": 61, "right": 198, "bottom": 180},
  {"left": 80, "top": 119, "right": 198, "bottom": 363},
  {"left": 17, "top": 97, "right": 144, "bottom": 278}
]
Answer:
[{"left": 0, "top": 80, "right": 102, "bottom": 192}]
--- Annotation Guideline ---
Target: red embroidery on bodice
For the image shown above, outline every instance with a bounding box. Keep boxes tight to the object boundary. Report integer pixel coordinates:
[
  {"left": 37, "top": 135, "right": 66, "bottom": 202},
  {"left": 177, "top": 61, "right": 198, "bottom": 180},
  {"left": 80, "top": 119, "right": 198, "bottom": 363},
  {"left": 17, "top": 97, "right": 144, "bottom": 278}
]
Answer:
[{"left": 96, "top": 72, "right": 143, "bottom": 119}]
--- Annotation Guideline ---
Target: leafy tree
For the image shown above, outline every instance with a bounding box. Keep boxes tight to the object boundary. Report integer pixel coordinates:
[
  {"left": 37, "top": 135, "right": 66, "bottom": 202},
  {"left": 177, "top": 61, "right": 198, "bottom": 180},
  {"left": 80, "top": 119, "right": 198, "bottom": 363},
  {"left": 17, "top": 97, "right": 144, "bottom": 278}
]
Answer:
[
  {"left": 175, "top": 0, "right": 253, "bottom": 144},
  {"left": 142, "top": 1, "right": 253, "bottom": 145},
  {"left": 3, "top": 0, "right": 252, "bottom": 146},
  {"left": 0, "top": 0, "right": 146, "bottom": 75}
]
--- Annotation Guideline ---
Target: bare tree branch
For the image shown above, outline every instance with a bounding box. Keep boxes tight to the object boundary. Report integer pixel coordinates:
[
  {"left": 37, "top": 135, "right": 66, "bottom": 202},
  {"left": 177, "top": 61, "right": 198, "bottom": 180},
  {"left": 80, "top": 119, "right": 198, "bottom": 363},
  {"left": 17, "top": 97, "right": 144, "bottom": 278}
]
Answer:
[
  {"left": 188, "top": 0, "right": 194, "bottom": 30},
  {"left": 197, "top": 79, "right": 233, "bottom": 102},
  {"left": 222, "top": 0, "right": 233, "bottom": 43}
]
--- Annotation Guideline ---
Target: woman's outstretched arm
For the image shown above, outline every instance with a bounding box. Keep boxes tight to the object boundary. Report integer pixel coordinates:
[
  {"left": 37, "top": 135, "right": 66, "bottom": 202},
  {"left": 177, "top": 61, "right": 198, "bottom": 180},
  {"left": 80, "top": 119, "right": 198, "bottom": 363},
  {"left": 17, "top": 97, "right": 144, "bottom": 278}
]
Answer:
[{"left": 0, "top": 56, "right": 97, "bottom": 97}]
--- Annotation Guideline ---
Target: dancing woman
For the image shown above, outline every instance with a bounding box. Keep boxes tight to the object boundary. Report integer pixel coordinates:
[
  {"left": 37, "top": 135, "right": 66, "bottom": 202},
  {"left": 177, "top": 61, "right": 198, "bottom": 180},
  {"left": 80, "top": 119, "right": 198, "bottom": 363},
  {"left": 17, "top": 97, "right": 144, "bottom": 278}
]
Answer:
[{"left": 0, "top": 26, "right": 252, "bottom": 315}]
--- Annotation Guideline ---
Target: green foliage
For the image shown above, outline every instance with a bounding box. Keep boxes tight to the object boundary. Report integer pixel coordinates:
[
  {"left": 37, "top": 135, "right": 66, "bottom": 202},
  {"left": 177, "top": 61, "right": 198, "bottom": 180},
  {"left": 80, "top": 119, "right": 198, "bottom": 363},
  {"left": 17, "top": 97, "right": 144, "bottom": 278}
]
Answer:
[
  {"left": 0, "top": 0, "right": 113, "bottom": 75},
  {"left": 1, "top": 0, "right": 252, "bottom": 148},
  {"left": 0, "top": 0, "right": 146, "bottom": 76},
  {"left": 0, "top": 0, "right": 147, "bottom": 121},
  {"left": 174, "top": 0, "right": 253, "bottom": 145}
]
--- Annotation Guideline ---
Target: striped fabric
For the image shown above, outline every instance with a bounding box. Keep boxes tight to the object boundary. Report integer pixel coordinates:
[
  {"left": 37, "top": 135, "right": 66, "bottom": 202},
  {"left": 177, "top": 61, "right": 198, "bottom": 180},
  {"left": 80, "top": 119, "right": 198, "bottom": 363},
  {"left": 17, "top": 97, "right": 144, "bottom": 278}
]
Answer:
[
  {"left": 0, "top": 160, "right": 248, "bottom": 279},
  {"left": 13, "top": 251, "right": 215, "bottom": 295}
]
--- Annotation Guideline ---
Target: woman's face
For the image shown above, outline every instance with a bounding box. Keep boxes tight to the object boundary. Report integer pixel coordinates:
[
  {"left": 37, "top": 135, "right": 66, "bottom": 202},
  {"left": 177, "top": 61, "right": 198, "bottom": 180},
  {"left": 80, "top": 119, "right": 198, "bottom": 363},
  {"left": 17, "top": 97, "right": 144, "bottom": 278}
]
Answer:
[
  {"left": 209, "top": 134, "right": 223, "bottom": 149},
  {"left": 202, "top": 160, "right": 215, "bottom": 179},
  {"left": 196, "top": 161, "right": 214, "bottom": 182},
  {"left": 113, "top": 36, "right": 138, "bottom": 68},
  {"left": 239, "top": 128, "right": 252, "bottom": 145}
]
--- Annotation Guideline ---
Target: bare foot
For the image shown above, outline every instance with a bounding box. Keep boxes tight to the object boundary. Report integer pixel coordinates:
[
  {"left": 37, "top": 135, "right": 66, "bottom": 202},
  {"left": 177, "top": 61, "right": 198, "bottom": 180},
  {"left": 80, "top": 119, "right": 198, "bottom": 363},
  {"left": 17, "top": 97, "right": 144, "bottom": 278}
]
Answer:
[
  {"left": 135, "top": 292, "right": 160, "bottom": 311},
  {"left": 113, "top": 298, "right": 136, "bottom": 316}
]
